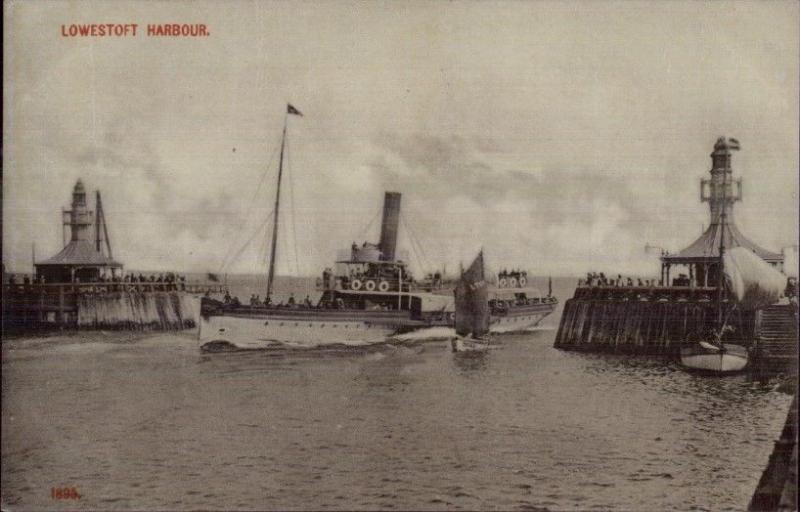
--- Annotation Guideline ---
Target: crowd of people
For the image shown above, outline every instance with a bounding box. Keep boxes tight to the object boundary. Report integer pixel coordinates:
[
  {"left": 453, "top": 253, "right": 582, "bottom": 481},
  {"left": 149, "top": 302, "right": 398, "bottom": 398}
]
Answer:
[
  {"left": 224, "top": 292, "right": 315, "bottom": 309},
  {"left": 579, "top": 272, "right": 662, "bottom": 288},
  {"left": 4, "top": 272, "right": 189, "bottom": 291},
  {"left": 6, "top": 274, "right": 40, "bottom": 285},
  {"left": 498, "top": 269, "right": 528, "bottom": 279},
  {"left": 579, "top": 273, "right": 800, "bottom": 307},
  {"left": 104, "top": 273, "right": 187, "bottom": 291},
  {"left": 785, "top": 277, "right": 798, "bottom": 307}
]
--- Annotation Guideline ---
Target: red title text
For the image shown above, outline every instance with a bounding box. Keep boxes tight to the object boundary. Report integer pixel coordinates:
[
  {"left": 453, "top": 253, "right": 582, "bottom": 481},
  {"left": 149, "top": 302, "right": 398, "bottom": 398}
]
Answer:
[{"left": 60, "top": 24, "right": 210, "bottom": 37}]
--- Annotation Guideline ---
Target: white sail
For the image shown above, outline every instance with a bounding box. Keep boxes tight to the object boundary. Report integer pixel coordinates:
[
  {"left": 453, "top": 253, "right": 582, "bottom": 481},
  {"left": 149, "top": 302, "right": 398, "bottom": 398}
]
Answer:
[{"left": 723, "top": 246, "right": 785, "bottom": 310}]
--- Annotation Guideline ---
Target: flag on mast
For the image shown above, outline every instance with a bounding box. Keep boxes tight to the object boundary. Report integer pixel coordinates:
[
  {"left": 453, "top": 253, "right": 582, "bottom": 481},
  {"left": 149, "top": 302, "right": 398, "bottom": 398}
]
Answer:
[{"left": 287, "top": 103, "right": 303, "bottom": 116}]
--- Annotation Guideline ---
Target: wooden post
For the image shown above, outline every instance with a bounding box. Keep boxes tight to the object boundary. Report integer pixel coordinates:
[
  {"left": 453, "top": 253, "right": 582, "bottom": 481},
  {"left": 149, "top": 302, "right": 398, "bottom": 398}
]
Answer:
[
  {"left": 58, "top": 285, "right": 65, "bottom": 325},
  {"left": 397, "top": 266, "right": 402, "bottom": 310},
  {"left": 39, "top": 291, "right": 45, "bottom": 325}
]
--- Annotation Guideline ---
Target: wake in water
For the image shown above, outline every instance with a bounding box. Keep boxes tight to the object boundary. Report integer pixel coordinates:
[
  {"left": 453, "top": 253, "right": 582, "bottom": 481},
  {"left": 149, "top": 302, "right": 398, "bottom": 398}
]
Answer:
[
  {"left": 200, "top": 335, "right": 442, "bottom": 355},
  {"left": 201, "top": 324, "right": 553, "bottom": 352},
  {"left": 199, "top": 322, "right": 552, "bottom": 355},
  {"left": 390, "top": 326, "right": 455, "bottom": 342},
  {"left": 524, "top": 325, "right": 556, "bottom": 332},
  {"left": 390, "top": 325, "right": 556, "bottom": 341}
]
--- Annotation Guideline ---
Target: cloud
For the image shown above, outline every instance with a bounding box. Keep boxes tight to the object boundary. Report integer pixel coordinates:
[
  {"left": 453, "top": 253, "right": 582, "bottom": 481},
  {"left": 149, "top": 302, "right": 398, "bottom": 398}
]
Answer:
[
  {"left": 3, "top": 1, "right": 796, "bottom": 278},
  {"left": 361, "top": 132, "right": 673, "bottom": 275}
]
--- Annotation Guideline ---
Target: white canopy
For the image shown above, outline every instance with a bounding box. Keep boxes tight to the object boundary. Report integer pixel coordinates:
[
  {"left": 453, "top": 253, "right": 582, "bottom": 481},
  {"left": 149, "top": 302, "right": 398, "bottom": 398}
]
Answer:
[{"left": 723, "top": 247, "right": 786, "bottom": 310}]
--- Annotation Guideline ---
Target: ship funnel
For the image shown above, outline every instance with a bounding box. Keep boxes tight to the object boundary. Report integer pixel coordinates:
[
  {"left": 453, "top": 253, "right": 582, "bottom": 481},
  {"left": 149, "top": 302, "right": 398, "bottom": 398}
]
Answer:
[{"left": 378, "top": 192, "right": 402, "bottom": 261}]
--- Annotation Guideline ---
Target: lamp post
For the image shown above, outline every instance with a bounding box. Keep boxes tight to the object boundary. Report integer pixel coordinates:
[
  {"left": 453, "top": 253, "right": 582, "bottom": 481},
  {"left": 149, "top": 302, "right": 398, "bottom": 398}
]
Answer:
[{"left": 645, "top": 244, "right": 668, "bottom": 285}]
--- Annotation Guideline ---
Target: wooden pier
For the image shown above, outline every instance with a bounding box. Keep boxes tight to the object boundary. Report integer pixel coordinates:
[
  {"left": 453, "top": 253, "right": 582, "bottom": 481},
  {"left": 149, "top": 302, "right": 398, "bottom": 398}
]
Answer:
[
  {"left": 556, "top": 138, "right": 795, "bottom": 359},
  {"left": 749, "top": 393, "right": 797, "bottom": 511},
  {"left": 554, "top": 284, "right": 757, "bottom": 355},
  {"left": 2, "top": 180, "right": 233, "bottom": 334},
  {"left": 2, "top": 282, "right": 226, "bottom": 332}
]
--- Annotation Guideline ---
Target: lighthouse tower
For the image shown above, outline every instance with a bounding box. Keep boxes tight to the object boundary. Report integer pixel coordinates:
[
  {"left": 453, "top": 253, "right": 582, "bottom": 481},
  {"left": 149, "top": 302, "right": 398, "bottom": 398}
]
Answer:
[
  {"left": 66, "top": 179, "right": 93, "bottom": 243},
  {"left": 702, "top": 137, "right": 743, "bottom": 226},
  {"left": 35, "top": 180, "right": 122, "bottom": 283},
  {"left": 661, "top": 137, "right": 784, "bottom": 287}
]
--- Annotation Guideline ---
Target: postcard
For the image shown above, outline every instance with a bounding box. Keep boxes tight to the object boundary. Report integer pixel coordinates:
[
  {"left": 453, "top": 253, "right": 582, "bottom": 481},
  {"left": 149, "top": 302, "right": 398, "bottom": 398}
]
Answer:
[{"left": 3, "top": 1, "right": 798, "bottom": 510}]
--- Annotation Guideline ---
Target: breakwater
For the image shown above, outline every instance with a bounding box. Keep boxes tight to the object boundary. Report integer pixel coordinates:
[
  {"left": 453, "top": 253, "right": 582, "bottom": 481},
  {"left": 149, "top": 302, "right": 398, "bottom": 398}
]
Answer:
[
  {"left": 2, "top": 282, "right": 224, "bottom": 332},
  {"left": 554, "top": 285, "right": 756, "bottom": 355},
  {"left": 76, "top": 292, "right": 197, "bottom": 330},
  {"left": 749, "top": 393, "right": 797, "bottom": 511}
]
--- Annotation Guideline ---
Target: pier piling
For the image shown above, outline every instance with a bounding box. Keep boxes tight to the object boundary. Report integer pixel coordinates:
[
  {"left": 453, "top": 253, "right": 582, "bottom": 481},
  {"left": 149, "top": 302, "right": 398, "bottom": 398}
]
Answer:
[
  {"left": 555, "top": 285, "right": 746, "bottom": 355},
  {"left": 2, "top": 282, "right": 224, "bottom": 333}
]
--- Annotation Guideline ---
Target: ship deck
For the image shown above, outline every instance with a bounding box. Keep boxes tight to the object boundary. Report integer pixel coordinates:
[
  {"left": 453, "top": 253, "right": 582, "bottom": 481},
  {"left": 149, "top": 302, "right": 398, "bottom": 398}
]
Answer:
[{"left": 201, "top": 301, "right": 429, "bottom": 327}]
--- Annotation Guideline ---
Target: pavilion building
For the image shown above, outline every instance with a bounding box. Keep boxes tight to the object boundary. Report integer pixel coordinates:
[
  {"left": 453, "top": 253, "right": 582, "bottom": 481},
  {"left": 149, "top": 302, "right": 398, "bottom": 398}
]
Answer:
[
  {"left": 660, "top": 137, "right": 784, "bottom": 287},
  {"left": 35, "top": 179, "right": 122, "bottom": 283}
]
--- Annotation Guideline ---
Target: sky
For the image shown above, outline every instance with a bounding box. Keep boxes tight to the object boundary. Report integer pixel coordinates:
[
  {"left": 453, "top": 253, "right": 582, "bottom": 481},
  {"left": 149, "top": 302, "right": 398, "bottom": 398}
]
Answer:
[{"left": 4, "top": 0, "right": 799, "bottom": 278}]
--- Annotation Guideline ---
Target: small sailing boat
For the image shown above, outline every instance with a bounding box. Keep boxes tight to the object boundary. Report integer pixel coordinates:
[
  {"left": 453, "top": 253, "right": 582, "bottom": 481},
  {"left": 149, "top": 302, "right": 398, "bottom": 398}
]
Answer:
[
  {"left": 680, "top": 327, "right": 749, "bottom": 374},
  {"left": 680, "top": 246, "right": 789, "bottom": 373},
  {"left": 451, "top": 250, "right": 492, "bottom": 352},
  {"left": 679, "top": 139, "right": 786, "bottom": 374}
]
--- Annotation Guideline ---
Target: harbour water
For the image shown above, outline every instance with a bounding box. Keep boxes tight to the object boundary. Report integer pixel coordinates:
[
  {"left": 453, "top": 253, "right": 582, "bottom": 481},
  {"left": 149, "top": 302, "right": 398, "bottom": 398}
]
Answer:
[{"left": 1, "top": 278, "right": 793, "bottom": 511}]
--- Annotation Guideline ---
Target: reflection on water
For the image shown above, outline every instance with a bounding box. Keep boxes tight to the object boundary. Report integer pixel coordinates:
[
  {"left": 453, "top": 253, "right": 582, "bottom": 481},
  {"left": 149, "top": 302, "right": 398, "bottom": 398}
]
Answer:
[
  {"left": 452, "top": 350, "right": 490, "bottom": 374},
  {"left": 1, "top": 328, "right": 792, "bottom": 511}
]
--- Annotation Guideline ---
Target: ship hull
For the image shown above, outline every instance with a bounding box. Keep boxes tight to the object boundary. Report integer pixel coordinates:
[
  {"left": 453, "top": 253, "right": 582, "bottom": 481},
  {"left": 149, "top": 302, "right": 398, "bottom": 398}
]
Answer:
[
  {"left": 489, "top": 303, "right": 556, "bottom": 333},
  {"left": 198, "top": 306, "right": 422, "bottom": 350},
  {"left": 679, "top": 342, "right": 748, "bottom": 374}
]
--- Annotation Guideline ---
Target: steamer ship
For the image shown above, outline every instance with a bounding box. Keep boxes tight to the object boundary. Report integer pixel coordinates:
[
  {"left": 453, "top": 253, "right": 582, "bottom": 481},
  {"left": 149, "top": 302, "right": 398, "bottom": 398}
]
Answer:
[
  {"left": 420, "top": 271, "right": 557, "bottom": 333},
  {"left": 199, "top": 188, "right": 455, "bottom": 350},
  {"left": 318, "top": 238, "right": 558, "bottom": 335},
  {"left": 199, "top": 106, "right": 452, "bottom": 350},
  {"left": 199, "top": 105, "right": 557, "bottom": 350}
]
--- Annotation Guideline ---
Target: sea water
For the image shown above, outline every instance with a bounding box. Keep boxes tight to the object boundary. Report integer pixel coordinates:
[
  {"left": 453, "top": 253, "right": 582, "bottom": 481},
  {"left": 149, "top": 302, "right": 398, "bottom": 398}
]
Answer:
[{"left": 1, "top": 278, "right": 792, "bottom": 511}]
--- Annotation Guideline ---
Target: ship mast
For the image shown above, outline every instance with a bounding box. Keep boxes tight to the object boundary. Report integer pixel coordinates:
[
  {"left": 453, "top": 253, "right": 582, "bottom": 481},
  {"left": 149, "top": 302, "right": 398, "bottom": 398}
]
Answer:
[
  {"left": 717, "top": 159, "right": 727, "bottom": 326},
  {"left": 715, "top": 137, "right": 740, "bottom": 327},
  {"left": 266, "top": 114, "right": 288, "bottom": 302},
  {"left": 265, "top": 104, "right": 302, "bottom": 301}
]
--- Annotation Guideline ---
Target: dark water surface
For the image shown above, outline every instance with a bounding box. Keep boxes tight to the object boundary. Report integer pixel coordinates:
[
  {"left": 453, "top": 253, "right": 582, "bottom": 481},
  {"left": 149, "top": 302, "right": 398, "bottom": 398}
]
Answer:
[{"left": 1, "top": 279, "right": 793, "bottom": 510}]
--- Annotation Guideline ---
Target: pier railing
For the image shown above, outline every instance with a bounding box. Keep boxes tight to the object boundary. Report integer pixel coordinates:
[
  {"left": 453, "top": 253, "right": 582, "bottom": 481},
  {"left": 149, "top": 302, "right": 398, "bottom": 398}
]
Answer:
[
  {"left": 3, "top": 281, "right": 227, "bottom": 295},
  {"left": 572, "top": 284, "right": 719, "bottom": 302}
]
